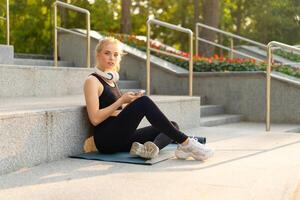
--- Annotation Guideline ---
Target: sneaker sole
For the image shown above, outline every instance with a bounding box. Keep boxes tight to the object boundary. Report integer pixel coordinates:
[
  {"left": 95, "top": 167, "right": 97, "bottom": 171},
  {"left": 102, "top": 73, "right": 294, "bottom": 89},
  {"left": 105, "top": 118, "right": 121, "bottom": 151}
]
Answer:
[
  {"left": 144, "top": 141, "right": 159, "bottom": 159},
  {"left": 175, "top": 149, "right": 190, "bottom": 159},
  {"left": 175, "top": 149, "right": 214, "bottom": 161}
]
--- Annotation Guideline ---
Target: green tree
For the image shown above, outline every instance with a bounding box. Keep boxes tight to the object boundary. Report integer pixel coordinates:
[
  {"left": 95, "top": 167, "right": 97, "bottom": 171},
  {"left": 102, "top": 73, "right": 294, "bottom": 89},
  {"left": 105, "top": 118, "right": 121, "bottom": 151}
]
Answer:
[{"left": 1, "top": 0, "right": 300, "bottom": 55}]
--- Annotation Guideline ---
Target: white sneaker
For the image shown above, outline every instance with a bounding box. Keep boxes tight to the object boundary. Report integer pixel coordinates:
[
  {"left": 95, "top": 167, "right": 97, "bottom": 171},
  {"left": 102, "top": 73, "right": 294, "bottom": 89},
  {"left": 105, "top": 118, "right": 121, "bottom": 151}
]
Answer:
[
  {"left": 175, "top": 137, "right": 214, "bottom": 161},
  {"left": 129, "top": 141, "right": 159, "bottom": 159}
]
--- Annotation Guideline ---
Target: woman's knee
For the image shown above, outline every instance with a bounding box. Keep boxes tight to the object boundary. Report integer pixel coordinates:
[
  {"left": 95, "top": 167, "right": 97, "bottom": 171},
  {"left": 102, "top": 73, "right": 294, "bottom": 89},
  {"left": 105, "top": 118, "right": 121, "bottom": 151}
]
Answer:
[
  {"left": 138, "top": 95, "right": 151, "bottom": 102},
  {"left": 134, "top": 95, "right": 153, "bottom": 105},
  {"left": 170, "top": 121, "right": 179, "bottom": 130}
]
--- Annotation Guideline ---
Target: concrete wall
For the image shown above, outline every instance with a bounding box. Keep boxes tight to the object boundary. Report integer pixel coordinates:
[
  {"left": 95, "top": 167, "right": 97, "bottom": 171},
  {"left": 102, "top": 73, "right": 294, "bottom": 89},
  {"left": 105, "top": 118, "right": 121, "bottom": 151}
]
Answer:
[
  {"left": 58, "top": 31, "right": 300, "bottom": 123},
  {"left": 123, "top": 54, "right": 300, "bottom": 123},
  {"left": 58, "top": 33, "right": 97, "bottom": 68},
  {"left": 193, "top": 72, "right": 300, "bottom": 123},
  {"left": 0, "top": 107, "right": 90, "bottom": 175},
  {"left": 0, "top": 96, "right": 201, "bottom": 175}
]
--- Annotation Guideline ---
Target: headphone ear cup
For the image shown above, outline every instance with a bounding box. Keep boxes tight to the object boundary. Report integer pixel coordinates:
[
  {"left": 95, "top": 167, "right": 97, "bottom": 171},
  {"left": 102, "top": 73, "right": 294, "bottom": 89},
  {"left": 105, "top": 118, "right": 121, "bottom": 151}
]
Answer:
[
  {"left": 106, "top": 72, "right": 114, "bottom": 80},
  {"left": 106, "top": 71, "right": 119, "bottom": 82},
  {"left": 113, "top": 71, "right": 119, "bottom": 82}
]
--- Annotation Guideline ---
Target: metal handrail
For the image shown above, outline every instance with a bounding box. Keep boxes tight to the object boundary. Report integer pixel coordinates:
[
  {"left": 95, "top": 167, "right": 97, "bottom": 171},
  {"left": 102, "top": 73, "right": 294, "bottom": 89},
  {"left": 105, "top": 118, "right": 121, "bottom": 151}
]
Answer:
[
  {"left": 195, "top": 22, "right": 267, "bottom": 60},
  {"left": 0, "top": 0, "right": 9, "bottom": 45},
  {"left": 147, "top": 18, "right": 193, "bottom": 96},
  {"left": 266, "top": 41, "right": 300, "bottom": 132},
  {"left": 53, "top": 1, "right": 90, "bottom": 68},
  {"left": 197, "top": 37, "right": 265, "bottom": 62}
]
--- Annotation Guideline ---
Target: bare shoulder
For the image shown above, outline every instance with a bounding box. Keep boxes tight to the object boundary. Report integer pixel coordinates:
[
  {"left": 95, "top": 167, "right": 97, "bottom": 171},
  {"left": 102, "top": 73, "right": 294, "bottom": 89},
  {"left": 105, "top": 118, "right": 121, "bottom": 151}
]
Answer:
[
  {"left": 84, "top": 75, "right": 102, "bottom": 87},
  {"left": 84, "top": 75, "right": 103, "bottom": 96}
]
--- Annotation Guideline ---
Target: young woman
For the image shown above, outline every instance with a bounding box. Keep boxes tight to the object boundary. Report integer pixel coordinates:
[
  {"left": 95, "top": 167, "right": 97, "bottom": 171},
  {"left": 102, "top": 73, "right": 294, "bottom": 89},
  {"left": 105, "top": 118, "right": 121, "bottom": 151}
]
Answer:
[{"left": 83, "top": 37, "right": 214, "bottom": 161}]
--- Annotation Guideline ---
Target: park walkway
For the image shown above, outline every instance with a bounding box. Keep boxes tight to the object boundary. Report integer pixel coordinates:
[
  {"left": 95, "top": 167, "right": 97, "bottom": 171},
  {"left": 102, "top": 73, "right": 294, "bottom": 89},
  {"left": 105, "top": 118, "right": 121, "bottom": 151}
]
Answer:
[{"left": 1, "top": 123, "right": 300, "bottom": 200}]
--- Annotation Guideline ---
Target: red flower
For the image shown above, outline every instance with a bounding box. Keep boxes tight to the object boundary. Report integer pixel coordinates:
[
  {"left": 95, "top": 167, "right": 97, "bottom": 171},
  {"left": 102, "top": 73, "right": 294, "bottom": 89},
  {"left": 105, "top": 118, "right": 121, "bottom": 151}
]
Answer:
[{"left": 213, "top": 54, "right": 219, "bottom": 59}]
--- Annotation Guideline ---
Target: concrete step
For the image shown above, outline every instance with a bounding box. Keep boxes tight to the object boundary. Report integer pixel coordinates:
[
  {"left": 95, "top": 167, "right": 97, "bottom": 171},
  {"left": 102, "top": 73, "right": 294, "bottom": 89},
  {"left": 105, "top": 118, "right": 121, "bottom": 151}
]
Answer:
[
  {"left": 0, "top": 95, "right": 200, "bottom": 175},
  {"left": 13, "top": 58, "right": 74, "bottom": 67},
  {"left": 200, "top": 105, "right": 224, "bottom": 117},
  {"left": 0, "top": 65, "right": 141, "bottom": 97},
  {"left": 200, "top": 114, "right": 244, "bottom": 127},
  {"left": 14, "top": 53, "right": 53, "bottom": 60},
  {"left": 118, "top": 80, "right": 140, "bottom": 89}
]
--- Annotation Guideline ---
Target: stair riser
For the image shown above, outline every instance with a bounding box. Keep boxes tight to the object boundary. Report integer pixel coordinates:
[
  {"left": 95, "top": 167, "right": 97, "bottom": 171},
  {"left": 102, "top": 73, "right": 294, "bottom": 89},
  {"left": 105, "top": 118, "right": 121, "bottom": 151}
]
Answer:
[
  {"left": 200, "top": 116, "right": 243, "bottom": 127},
  {"left": 201, "top": 106, "right": 224, "bottom": 117},
  {"left": 0, "top": 65, "right": 140, "bottom": 97},
  {"left": 0, "top": 97, "right": 200, "bottom": 175},
  {"left": 0, "top": 107, "right": 89, "bottom": 175},
  {"left": 13, "top": 59, "right": 74, "bottom": 67},
  {"left": 118, "top": 81, "right": 140, "bottom": 89}
]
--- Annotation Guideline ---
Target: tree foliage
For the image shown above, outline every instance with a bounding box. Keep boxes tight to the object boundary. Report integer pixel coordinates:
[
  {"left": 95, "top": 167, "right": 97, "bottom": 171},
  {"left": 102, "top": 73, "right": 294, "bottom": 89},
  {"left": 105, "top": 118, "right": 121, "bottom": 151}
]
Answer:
[{"left": 0, "top": 0, "right": 299, "bottom": 54}]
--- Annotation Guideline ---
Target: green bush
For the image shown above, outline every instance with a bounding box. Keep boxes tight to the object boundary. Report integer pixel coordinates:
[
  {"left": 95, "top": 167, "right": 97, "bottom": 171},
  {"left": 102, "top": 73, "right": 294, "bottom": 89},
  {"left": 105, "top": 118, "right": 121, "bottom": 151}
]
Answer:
[
  {"left": 104, "top": 32, "right": 300, "bottom": 79},
  {"left": 274, "top": 49, "right": 300, "bottom": 62}
]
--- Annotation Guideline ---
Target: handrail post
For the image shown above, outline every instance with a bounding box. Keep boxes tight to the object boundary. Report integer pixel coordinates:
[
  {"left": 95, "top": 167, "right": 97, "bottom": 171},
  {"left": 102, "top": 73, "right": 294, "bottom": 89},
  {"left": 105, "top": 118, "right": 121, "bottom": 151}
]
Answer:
[
  {"left": 86, "top": 12, "right": 90, "bottom": 68},
  {"left": 53, "top": 1, "right": 90, "bottom": 68},
  {"left": 6, "top": 0, "right": 9, "bottom": 45},
  {"left": 146, "top": 20, "right": 151, "bottom": 96},
  {"left": 220, "top": 34, "right": 223, "bottom": 56},
  {"left": 265, "top": 41, "right": 300, "bottom": 132},
  {"left": 266, "top": 44, "right": 272, "bottom": 132},
  {"left": 54, "top": 3, "right": 58, "bottom": 67},
  {"left": 189, "top": 32, "right": 193, "bottom": 96},
  {"left": 230, "top": 38, "right": 234, "bottom": 59},
  {"left": 147, "top": 18, "right": 193, "bottom": 96},
  {"left": 195, "top": 24, "right": 198, "bottom": 56}
]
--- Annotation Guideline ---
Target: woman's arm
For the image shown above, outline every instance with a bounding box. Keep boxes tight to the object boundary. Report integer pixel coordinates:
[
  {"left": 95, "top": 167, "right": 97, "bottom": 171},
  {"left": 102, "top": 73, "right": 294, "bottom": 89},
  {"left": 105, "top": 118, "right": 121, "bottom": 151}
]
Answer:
[
  {"left": 84, "top": 76, "right": 124, "bottom": 126},
  {"left": 122, "top": 103, "right": 129, "bottom": 109}
]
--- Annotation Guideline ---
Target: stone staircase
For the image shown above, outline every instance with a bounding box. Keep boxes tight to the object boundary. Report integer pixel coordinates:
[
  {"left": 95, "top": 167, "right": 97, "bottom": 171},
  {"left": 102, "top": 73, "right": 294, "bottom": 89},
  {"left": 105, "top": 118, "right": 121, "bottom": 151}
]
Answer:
[
  {"left": 0, "top": 50, "right": 243, "bottom": 176},
  {"left": 200, "top": 105, "right": 244, "bottom": 127},
  {"left": 0, "top": 55, "right": 202, "bottom": 175}
]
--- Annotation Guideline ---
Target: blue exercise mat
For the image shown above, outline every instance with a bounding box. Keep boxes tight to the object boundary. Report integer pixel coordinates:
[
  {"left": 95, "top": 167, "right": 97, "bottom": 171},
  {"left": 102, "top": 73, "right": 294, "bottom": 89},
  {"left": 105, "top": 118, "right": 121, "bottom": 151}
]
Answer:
[{"left": 69, "top": 144, "right": 177, "bottom": 165}]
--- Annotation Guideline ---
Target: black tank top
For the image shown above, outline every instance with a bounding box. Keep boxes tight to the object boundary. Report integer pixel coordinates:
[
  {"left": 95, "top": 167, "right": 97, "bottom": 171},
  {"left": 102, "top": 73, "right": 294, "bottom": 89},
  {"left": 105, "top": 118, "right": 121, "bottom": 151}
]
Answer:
[{"left": 89, "top": 73, "right": 123, "bottom": 111}]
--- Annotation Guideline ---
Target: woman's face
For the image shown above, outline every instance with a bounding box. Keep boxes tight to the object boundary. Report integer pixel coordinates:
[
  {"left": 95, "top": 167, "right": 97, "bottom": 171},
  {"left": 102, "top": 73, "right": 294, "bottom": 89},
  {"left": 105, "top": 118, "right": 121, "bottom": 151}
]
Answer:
[{"left": 96, "top": 43, "right": 121, "bottom": 71}]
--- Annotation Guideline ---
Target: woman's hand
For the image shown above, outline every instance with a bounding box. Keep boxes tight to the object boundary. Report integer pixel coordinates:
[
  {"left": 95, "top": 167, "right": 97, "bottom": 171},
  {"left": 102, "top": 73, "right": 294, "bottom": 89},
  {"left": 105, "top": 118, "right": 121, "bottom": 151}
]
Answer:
[
  {"left": 120, "top": 91, "right": 144, "bottom": 104},
  {"left": 120, "top": 92, "right": 137, "bottom": 104}
]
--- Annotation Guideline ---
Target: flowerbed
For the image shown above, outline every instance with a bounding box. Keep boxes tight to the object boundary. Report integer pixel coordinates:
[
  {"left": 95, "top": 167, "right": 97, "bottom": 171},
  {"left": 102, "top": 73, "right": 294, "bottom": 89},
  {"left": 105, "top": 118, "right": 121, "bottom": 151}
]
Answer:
[
  {"left": 274, "top": 49, "right": 300, "bottom": 62},
  {"left": 102, "top": 32, "right": 300, "bottom": 78}
]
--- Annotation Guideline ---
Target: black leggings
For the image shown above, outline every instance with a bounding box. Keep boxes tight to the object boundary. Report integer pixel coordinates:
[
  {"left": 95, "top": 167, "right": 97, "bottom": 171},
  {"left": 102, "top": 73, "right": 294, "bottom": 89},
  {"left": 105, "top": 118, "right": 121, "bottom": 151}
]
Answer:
[{"left": 93, "top": 95, "right": 189, "bottom": 153}]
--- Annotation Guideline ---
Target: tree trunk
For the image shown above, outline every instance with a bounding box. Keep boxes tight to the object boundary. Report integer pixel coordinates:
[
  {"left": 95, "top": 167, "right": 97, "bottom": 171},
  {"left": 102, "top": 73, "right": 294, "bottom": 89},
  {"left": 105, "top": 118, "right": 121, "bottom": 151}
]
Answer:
[
  {"left": 194, "top": 0, "right": 200, "bottom": 25},
  {"left": 179, "top": 0, "right": 188, "bottom": 47},
  {"left": 236, "top": 0, "right": 243, "bottom": 36},
  {"left": 121, "top": 0, "right": 132, "bottom": 34},
  {"left": 199, "top": 0, "right": 220, "bottom": 57}
]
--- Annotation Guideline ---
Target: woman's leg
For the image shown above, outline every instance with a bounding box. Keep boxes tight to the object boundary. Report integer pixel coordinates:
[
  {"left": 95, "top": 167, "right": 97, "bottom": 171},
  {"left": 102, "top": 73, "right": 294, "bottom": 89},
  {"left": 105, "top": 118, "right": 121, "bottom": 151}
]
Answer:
[
  {"left": 114, "top": 96, "right": 188, "bottom": 147},
  {"left": 127, "top": 121, "right": 179, "bottom": 150},
  {"left": 103, "top": 96, "right": 214, "bottom": 160}
]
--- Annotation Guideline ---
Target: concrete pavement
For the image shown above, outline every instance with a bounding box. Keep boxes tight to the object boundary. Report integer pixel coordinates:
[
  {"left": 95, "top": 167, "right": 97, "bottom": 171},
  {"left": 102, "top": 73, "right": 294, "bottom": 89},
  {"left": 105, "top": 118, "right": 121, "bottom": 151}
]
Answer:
[{"left": 1, "top": 124, "right": 300, "bottom": 200}]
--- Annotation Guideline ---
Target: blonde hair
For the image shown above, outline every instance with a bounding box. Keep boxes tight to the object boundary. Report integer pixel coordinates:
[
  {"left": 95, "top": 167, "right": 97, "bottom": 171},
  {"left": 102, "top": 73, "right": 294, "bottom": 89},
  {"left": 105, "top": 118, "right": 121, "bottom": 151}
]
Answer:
[{"left": 95, "top": 37, "right": 125, "bottom": 72}]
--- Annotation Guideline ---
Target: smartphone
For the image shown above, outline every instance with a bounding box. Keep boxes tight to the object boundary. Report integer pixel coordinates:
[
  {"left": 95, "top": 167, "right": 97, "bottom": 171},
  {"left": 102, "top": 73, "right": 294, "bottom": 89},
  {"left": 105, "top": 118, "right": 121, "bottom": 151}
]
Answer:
[{"left": 134, "top": 89, "right": 146, "bottom": 95}]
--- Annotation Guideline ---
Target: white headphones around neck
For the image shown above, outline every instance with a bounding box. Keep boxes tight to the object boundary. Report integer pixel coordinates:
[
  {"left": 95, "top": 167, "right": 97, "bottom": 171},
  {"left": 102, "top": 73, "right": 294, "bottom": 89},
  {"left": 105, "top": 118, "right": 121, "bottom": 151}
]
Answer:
[{"left": 95, "top": 67, "right": 120, "bottom": 82}]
